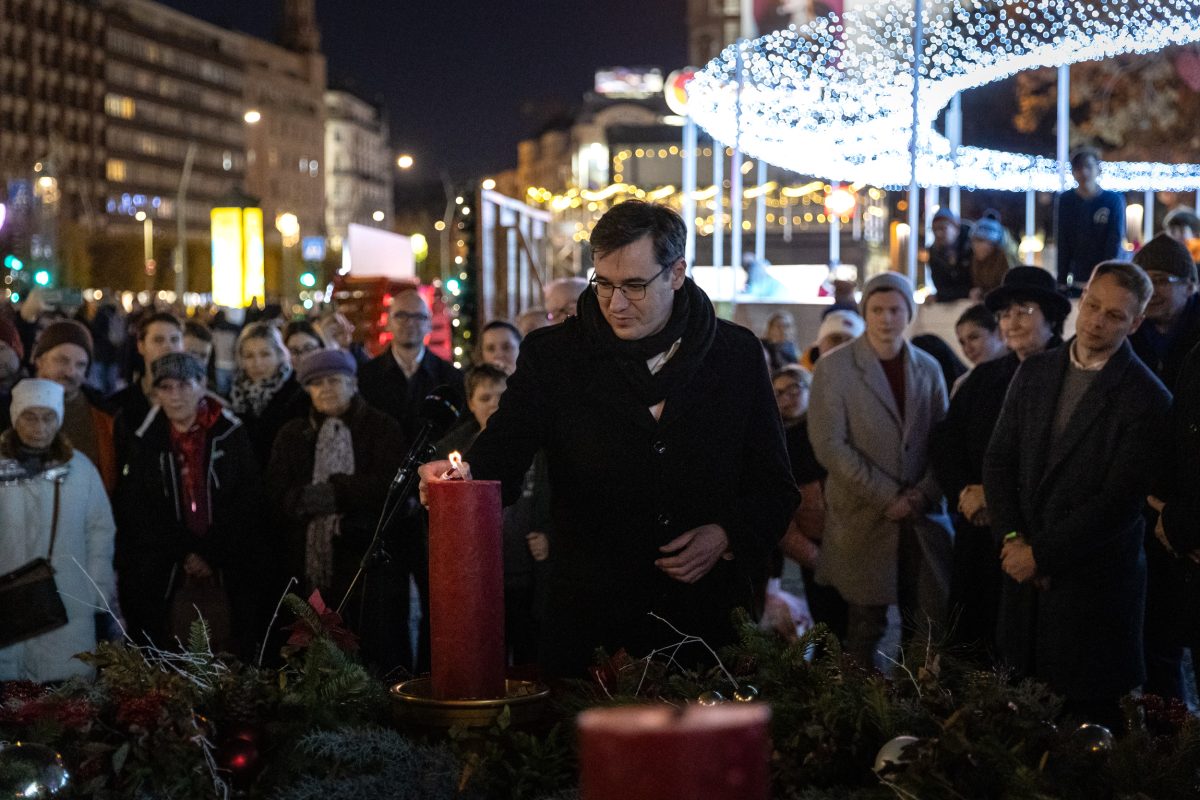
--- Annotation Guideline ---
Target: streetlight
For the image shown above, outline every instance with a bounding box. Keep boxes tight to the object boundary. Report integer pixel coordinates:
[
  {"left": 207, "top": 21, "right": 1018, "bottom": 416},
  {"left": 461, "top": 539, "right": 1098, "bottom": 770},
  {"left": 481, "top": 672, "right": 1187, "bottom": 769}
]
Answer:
[
  {"left": 396, "top": 154, "right": 414, "bottom": 170},
  {"left": 243, "top": 109, "right": 262, "bottom": 124}
]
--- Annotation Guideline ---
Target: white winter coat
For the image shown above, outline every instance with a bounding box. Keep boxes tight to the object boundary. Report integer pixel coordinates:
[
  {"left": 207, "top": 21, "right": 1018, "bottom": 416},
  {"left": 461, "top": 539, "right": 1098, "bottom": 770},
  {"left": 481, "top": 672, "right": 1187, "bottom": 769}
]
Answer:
[{"left": 0, "top": 447, "right": 116, "bottom": 682}]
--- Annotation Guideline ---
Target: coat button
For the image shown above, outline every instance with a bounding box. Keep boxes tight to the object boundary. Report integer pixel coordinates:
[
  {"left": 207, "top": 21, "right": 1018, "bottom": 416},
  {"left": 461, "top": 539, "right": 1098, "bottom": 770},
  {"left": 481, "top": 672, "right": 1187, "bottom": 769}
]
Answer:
[
  {"left": 656, "top": 513, "right": 671, "bottom": 527},
  {"left": 652, "top": 440, "right": 667, "bottom": 455}
]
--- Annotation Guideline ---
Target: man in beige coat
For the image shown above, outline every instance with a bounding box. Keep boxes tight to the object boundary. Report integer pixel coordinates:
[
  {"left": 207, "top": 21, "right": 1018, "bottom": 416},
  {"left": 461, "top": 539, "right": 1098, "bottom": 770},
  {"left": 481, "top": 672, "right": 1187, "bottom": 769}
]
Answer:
[{"left": 808, "top": 272, "right": 954, "bottom": 668}]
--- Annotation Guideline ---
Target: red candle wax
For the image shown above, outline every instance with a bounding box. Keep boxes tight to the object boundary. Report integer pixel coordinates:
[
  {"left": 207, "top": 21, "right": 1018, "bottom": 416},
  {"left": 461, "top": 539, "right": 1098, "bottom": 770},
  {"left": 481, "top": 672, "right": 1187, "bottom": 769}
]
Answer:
[
  {"left": 427, "top": 478, "right": 506, "bottom": 700},
  {"left": 578, "top": 703, "right": 772, "bottom": 800}
]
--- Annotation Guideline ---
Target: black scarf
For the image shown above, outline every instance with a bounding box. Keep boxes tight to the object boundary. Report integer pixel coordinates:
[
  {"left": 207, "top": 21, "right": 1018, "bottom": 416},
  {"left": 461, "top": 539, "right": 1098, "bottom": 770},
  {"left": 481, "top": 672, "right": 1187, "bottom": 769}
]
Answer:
[{"left": 577, "top": 276, "right": 717, "bottom": 406}]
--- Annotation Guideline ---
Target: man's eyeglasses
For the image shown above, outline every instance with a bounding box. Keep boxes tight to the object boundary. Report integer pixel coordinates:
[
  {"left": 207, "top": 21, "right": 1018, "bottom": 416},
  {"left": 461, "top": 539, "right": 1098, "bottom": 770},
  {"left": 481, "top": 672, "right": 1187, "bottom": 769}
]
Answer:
[
  {"left": 995, "top": 303, "right": 1037, "bottom": 321},
  {"left": 391, "top": 311, "right": 430, "bottom": 322},
  {"left": 1149, "top": 273, "right": 1185, "bottom": 288},
  {"left": 590, "top": 262, "right": 673, "bottom": 301}
]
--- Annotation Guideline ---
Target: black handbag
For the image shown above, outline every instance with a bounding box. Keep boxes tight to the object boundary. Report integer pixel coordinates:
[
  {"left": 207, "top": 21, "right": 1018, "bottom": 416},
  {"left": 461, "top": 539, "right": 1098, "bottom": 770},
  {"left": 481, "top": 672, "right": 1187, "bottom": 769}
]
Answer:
[{"left": 0, "top": 480, "right": 68, "bottom": 648}]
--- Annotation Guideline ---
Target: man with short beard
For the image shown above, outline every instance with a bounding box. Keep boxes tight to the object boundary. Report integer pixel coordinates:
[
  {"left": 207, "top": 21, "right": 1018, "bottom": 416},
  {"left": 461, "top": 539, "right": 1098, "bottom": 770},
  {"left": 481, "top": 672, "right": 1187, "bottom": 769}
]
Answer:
[{"left": 32, "top": 320, "right": 118, "bottom": 492}]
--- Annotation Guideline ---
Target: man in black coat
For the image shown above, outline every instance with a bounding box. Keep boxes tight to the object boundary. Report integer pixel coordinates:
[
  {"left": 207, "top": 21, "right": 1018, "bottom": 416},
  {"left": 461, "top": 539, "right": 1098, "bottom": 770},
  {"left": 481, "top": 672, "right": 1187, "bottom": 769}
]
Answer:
[
  {"left": 1128, "top": 234, "right": 1200, "bottom": 699},
  {"left": 357, "top": 288, "right": 463, "bottom": 671},
  {"left": 114, "top": 353, "right": 265, "bottom": 656},
  {"left": 420, "top": 201, "right": 799, "bottom": 678},
  {"left": 1155, "top": 342, "right": 1200, "bottom": 699},
  {"left": 357, "top": 289, "right": 463, "bottom": 445},
  {"left": 983, "top": 261, "right": 1171, "bottom": 728}
]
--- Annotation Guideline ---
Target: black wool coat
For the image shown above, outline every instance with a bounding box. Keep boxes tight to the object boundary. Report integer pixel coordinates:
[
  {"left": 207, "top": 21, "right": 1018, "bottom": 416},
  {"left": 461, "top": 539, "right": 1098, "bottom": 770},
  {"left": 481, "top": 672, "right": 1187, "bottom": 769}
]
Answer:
[
  {"left": 265, "top": 395, "right": 406, "bottom": 593},
  {"left": 238, "top": 374, "right": 309, "bottom": 468},
  {"left": 1162, "top": 343, "right": 1200, "bottom": 558},
  {"left": 983, "top": 339, "right": 1171, "bottom": 702},
  {"left": 114, "top": 405, "right": 265, "bottom": 648},
  {"left": 357, "top": 349, "right": 465, "bottom": 448},
  {"left": 466, "top": 316, "right": 800, "bottom": 678}
]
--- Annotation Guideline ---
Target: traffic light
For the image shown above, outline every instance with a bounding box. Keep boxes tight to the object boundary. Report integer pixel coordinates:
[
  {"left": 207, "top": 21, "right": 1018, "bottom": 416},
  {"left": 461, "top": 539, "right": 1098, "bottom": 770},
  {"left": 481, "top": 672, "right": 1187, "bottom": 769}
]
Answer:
[
  {"left": 33, "top": 270, "right": 50, "bottom": 287},
  {"left": 299, "top": 271, "right": 316, "bottom": 288},
  {"left": 3, "top": 254, "right": 23, "bottom": 271}
]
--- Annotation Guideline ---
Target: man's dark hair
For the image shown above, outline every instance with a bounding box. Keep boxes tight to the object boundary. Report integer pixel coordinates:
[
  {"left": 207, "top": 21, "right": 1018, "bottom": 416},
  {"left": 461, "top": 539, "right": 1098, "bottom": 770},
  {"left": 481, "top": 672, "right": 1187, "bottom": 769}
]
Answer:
[
  {"left": 283, "top": 319, "right": 325, "bottom": 347},
  {"left": 465, "top": 363, "right": 508, "bottom": 400},
  {"left": 1089, "top": 260, "right": 1153, "bottom": 314},
  {"left": 1069, "top": 147, "right": 1101, "bottom": 170},
  {"left": 183, "top": 319, "right": 212, "bottom": 342},
  {"left": 482, "top": 319, "right": 522, "bottom": 343},
  {"left": 1164, "top": 206, "right": 1200, "bottom": 234},
  {"left": 955, "top": 303, "right": 998, "bottom": 333},
  {"left": 138, "top": 311, "right": 183, "bottom": 340},
  {"left": 589, "top": 200, "right": 686, "bottom": 269}
]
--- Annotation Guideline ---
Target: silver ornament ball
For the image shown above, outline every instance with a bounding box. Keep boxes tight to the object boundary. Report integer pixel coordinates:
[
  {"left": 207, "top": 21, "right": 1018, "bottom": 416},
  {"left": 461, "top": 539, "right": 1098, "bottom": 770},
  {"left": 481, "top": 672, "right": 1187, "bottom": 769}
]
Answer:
[
  {"left": 696, "top": 690, "right": 726, "bottom": 706},
  {"left": 873, "top": 735, "right": 920, "bottom": 778},
  {"left": 0, "top": 741, "right": 70, "bottom": 798},
  {"left": 1072, "top": 723, "right": 1114, "bottom": 756},
  {"left": 732, "top": 685, "right": 760, "bottom": 703}
]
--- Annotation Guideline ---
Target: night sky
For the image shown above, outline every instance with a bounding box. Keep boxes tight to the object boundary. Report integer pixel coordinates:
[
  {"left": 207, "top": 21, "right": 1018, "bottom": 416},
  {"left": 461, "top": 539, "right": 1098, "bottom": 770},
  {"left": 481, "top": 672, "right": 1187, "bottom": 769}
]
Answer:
[{"left": 159, "top": 0, "right": 691, "bottom": 181}]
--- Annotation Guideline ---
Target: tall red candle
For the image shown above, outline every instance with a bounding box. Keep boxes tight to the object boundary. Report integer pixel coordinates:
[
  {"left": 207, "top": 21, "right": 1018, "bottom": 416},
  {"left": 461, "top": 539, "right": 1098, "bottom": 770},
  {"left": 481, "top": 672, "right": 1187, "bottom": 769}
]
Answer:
[
  {"left": 427, "top": 478, "right": 506, "bottom": 700},
  {"left": 578, "top": 704, "right": 771, "bottom": 800}
]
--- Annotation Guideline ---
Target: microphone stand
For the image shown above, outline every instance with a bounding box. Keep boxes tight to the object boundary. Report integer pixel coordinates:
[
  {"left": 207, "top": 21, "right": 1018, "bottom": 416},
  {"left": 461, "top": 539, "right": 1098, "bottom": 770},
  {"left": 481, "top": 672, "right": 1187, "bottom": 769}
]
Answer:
[{"left": 335, "top": 422, "right": 439, "bottom": 616}]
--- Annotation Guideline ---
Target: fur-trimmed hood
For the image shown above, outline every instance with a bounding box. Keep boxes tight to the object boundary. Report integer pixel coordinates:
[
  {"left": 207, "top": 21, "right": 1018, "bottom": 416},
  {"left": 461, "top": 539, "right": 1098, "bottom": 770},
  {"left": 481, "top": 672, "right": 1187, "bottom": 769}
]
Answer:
[{"left": 0, "top": 427, "right": 74, "bottom": 470}]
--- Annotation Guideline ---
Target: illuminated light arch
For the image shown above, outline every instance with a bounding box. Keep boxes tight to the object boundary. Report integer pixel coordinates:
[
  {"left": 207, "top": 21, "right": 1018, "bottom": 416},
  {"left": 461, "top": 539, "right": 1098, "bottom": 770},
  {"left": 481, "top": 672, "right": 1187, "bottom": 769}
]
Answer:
[{"left": 688, "top": 0, "right": 1200, "bottom": 192}]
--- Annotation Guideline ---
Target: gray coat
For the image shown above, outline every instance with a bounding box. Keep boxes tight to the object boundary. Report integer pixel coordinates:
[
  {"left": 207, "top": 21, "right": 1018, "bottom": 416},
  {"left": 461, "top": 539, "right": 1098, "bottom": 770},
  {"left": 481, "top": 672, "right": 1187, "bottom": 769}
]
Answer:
[{"left": 808, "top": 336, "right": 954, "bottom": 608}]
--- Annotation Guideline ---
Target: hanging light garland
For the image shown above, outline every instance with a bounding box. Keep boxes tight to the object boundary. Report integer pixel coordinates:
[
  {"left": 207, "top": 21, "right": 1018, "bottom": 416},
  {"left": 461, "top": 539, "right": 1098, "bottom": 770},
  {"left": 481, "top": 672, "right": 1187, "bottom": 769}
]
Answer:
[{"left": 687, "top": 0, "right": 1200, "bottom": 192}]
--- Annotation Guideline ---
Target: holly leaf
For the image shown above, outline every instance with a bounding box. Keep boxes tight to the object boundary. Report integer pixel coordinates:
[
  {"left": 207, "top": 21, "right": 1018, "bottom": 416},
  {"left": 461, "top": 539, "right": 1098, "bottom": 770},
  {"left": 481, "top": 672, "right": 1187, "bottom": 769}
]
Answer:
[{"left": 112, "top": 742, "right": 130, "bottom": 775}]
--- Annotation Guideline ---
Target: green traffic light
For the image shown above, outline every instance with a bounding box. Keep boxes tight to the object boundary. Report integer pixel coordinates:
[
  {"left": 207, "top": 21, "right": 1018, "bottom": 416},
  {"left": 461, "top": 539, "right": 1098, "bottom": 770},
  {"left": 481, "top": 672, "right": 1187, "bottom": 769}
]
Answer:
[
  {"left": 33, "top": 270, "right": 51, "bottom": 286},
  {"left": 299, "top": 272, "right": 317, "bottom": 288}
]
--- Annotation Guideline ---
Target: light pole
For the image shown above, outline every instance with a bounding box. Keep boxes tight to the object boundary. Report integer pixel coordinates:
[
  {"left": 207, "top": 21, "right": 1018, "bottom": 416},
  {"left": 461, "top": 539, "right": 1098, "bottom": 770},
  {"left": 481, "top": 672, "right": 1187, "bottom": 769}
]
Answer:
[
  {"left": 31, "top": 159, "right": 59, "bottom": 287},
  {"left": 136, "top": 210, "right": 155, "bottom": 293},
  {"left": 275, "top": 211, "right": 300, "bottom": 303}
]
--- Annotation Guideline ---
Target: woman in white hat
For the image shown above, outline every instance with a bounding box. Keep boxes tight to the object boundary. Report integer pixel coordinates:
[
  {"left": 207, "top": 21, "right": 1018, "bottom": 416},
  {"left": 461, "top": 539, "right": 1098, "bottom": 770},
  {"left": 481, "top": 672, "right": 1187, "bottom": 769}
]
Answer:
[{"left": 0, "top": 378, "right": 116, "bottom": 681}]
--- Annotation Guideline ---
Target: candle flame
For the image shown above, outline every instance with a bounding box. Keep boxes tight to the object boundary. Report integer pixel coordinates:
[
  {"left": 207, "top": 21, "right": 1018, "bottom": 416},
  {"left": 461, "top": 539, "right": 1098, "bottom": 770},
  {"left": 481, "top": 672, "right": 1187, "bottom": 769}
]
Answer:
[{"left": 449, "top": 451, "right": 463, "bottom": 472}]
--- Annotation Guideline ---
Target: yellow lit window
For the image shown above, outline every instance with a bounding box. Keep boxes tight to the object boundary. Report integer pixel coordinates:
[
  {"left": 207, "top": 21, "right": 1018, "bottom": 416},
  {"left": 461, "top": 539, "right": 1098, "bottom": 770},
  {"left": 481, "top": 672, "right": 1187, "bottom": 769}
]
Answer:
[
  {"left": 106, "top": 159, "right": 127, "bottom": 181},
  {"left": 104, "top": 93, "right": 135, "bottom": 119}
]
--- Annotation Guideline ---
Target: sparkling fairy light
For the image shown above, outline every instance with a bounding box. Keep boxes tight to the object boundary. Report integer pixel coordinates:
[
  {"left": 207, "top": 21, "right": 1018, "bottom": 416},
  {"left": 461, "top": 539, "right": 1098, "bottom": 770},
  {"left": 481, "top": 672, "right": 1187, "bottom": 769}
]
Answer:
[{"left": 688, "top": 0, "right": 1200, "bottom": 192}]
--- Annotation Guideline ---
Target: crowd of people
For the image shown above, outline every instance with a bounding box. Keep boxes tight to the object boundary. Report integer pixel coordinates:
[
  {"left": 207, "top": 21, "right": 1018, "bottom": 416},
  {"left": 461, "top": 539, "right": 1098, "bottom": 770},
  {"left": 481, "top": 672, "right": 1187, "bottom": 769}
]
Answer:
[
  {"left": 0, "top": 290, "right": 564, "bottom": 681},
  {"left": 1, "top": 195, "right": 1198, "bottom": 732}
]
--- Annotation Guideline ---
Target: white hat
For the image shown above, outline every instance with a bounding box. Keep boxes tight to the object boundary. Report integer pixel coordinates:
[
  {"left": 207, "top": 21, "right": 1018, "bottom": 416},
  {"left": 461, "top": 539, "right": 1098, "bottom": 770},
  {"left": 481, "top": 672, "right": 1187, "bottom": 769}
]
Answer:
[
  {"left": 816, "top": 310, "right": 865, "bottom": 345},
  {"left": 10, "top": 378, "right": 65, "bottom": 424}
]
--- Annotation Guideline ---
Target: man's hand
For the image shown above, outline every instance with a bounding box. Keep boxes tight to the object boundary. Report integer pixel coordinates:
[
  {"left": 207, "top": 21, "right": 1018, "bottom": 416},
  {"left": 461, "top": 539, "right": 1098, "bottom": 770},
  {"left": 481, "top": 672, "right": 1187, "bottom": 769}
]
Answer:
[
  {"left": 417, "top": 459, "right": 473, "bottom": 507},
  {"left": 885, "top": 493, "right": 914, "bottom": 521},
  {"left": 184, "top": 553, "right": 212, "bottom": 579},
  {"left": 1154, "top": 512, "right": 1176, "bottom": 556},
  {"left": 655, "top": 524, "right": 732, "bottom": 584},
  {"left": 904, "top": 487, "right": 929, "bottom": 516},
  {"left": 958, "top": 484, "right": 987, "bottom": 521},
  {"left": 1000, "top": 539, "right": 1037, "bottom": 583},
  {"left": 526, "top": 532, "right": 549, "bottom": 561}
]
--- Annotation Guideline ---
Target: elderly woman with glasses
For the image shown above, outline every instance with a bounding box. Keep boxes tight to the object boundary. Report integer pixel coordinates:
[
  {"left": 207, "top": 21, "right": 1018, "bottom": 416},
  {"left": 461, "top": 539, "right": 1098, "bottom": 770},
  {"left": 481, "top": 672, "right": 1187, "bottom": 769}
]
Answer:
[{"left": 931, "top": 267, "right": 1069, "bottom": 659}]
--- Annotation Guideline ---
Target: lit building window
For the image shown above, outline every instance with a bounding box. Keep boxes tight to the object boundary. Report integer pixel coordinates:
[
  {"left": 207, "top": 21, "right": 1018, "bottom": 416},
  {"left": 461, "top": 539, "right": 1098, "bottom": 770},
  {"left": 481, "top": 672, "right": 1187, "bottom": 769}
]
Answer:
[
  {"left": 106, "top": 159, "right": 127, "bottom": 182},
  {"left": 104, "top": 93, "right": 135, "bottom": 119}
]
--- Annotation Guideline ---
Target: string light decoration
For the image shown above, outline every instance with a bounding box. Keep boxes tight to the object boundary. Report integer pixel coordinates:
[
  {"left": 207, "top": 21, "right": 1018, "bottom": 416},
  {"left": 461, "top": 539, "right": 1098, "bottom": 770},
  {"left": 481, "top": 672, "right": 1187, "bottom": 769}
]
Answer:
[{"left": 687, "top": 0, "right": 1200, "bottom": 192}]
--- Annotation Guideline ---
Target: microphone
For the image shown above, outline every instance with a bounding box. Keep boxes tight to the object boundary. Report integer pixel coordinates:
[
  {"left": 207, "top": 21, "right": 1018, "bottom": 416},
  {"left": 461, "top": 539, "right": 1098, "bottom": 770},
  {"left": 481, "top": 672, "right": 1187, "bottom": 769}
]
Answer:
[
  {"left": 337, "top": 386, "right": 461, "bottom": 614},
  {"left": 388, "top": 386, "right": 461, "bottom": 490}
]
